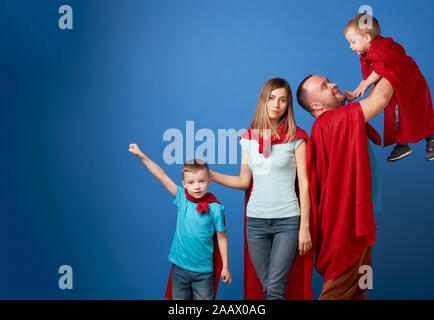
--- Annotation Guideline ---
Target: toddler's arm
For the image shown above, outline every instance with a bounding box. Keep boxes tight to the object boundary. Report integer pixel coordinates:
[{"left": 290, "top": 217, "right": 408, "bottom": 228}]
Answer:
[
  {"left": 129, "top": 144, "right": 178, "bottom": 197},
  {"left": 345, "top": 71, "right": 382, "bottom": 101},
  {"left": 216, "top": 230, "right": 232, "bottom": 285}
]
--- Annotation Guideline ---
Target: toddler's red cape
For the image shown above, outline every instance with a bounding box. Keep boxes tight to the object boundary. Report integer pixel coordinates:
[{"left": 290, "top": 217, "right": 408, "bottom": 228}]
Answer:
[
  {"left": 165, "top": 194, "right": 224, "bottom": 300},
  {"left": 361, "top": 36, "right": 434, "bottom": 147},
  {"left": 241, "top": 127, "right": 317, "bottom": 300}
]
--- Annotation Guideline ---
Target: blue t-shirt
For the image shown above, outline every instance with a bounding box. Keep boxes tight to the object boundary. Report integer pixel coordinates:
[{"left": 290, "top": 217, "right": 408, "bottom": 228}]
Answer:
[
  {"left": 239, "top": 138, "right": 303, "bottom": 219},
  {"left": 168, "top": 186, "right": 226, "bottom": 273}
]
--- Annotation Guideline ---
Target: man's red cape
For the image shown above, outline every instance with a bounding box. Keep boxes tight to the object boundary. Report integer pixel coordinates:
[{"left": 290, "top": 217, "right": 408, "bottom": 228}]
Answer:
[
  {"left": 241, "top": 126, "right": 317, "bottom": 300},
  {"left": 361, "top": 36, "right": 434, "bottom": 147},
  {"left": 165, "top": 192, "right": 223, "bottom": 300},
  {"left": 311, "top": 102, "right": 380, "bottom": 281}
]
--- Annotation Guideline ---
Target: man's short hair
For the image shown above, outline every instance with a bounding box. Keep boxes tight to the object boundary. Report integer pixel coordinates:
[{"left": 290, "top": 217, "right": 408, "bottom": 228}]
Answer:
[
  {"left": 344, "top": 13, "right": 381, "bottom": 40},
  {"left": 296, "top": 74, "right": 313, "bottom": 113},
  {"left": 182, "top": 159, "right": 210, "bottom": 179}
]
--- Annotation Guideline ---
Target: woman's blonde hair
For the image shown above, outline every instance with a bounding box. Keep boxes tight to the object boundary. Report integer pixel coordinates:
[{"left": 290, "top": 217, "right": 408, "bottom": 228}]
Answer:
[{"left": 249, "top": 78, "right": 297, "bottom": 142}]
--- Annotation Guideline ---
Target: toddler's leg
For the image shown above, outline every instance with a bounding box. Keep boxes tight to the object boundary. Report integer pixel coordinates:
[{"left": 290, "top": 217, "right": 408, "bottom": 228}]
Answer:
[
  {"left": 387, "top": 143, "right": 412, "bottom": 162},
  {"left": 425, "top": 135, "right": 434, "bottom": 161},
  {"left": 387, "top": 106, "right": 413, "bottom": 162},
  {"left": 395, "top": 105, "right": 399, "bottom": 131}
]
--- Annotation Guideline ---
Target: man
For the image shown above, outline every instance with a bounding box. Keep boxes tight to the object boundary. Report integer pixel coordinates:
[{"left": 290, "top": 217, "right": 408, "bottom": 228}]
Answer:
[{"left": 296, "top": 75, "right": 393, "bottom": 299}]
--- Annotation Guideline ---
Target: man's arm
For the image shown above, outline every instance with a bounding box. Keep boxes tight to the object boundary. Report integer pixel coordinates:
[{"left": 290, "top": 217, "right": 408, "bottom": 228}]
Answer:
[{"left": 359, "top": 78, "right": 394, "bottom": 122}]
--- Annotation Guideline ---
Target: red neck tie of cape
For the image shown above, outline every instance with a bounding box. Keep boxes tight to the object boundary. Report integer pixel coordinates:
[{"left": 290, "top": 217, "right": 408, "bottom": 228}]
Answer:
[
  {"left": 184, "top": 189, "right": 221, "bottom": 215},
  {"left": 244, "top": 121, "right": 289, "bottom": 158}
]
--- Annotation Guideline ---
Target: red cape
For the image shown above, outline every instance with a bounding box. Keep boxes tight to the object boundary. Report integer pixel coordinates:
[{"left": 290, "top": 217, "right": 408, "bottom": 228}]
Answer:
[
  {"left": 311, "top": 102, "right": 380, "bottom": 281},
  {"left": 165, "top": 193, "right": 224, "bottom": 300},
  {"left": 241, "top": 127, "right": 317, "bottom": 300},
  {"left": 361, "top": 36, "right": 434, "bottom": 146}
]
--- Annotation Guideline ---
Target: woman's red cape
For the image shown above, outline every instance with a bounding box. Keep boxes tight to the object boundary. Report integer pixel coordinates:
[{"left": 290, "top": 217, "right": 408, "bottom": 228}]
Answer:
[{"left": 241, "top": 126, "right": 317, "bottom": 300}]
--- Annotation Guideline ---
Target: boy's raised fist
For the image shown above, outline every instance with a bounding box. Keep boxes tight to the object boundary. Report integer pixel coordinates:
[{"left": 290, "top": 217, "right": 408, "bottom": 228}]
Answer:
[{"left": 129, "top": 144, "right": 144, "bottom": 158}]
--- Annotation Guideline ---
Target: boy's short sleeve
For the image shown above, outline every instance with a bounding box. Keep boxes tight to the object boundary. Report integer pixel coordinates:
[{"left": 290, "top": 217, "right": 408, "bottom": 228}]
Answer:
[
  {"left": 213, "top": 205, "right": 226, "bottom": 232},
  {"left": 172, "top": 186, "right": 186, "bottom": 208},
  {"left": 239, "top": 138, "right": 250, "bottom": 153}
]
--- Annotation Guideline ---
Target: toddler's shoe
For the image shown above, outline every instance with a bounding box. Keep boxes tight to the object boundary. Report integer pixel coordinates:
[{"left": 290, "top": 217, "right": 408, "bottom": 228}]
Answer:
[
  {"left": 426, "top": 138, "right": 434, "bottom": 161},
  {"left": 387, "top": 143, "right": 412, "bottom": 162}
]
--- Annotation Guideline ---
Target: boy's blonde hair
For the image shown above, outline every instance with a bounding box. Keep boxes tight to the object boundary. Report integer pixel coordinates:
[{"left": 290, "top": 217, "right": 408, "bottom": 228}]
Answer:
[
  {"left": 344, "top": 13, "right": 381, "bottom": 40},
  {"left": 182, "top": 159, "right": 210, "bottom": 179}
]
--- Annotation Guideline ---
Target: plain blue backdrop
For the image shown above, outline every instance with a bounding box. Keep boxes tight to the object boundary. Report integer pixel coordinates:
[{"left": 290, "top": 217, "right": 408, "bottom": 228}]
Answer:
[{"left": 1, "top": 0, "right": 433, "bottom": 299}]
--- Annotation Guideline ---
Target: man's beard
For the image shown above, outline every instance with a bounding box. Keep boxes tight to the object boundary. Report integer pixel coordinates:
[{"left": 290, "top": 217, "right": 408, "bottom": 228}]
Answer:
[
  {"left": 334, "top": 92, "right": 346, "bottom": 106},
  {"left": 326, "top": 95, "right": 345, "bottom": 109}
]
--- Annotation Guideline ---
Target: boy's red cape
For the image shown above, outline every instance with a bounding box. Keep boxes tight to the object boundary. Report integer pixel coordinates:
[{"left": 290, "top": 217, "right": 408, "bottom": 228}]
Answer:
[
  {"left": 165, "top": 192, "right": 223, "bottom": 300},
  {"left": 311, "top": 102, "right": 380, "bottom": 281},
  {"left": 361, "top": 36, "right": 434, "bottom": 147},
  {"left": 240, "top": 125, "right": 317, "bottom": 300}
]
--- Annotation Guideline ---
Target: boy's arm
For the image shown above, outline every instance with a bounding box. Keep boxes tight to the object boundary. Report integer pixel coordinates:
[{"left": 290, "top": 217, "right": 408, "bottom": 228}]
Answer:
[
  {"left": 216, "top": 230, "right": 232, "bottom": 285},
  {"left": 129, "top": 144, "right": 178, "bottom": 197}
]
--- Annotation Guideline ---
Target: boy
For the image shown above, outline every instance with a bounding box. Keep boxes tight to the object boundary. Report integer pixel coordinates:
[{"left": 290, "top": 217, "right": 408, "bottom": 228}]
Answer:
[
  {"left": 344, "top": 13, "right": 434, "bottom": 161},
  {"left": 128, "top": 144, "right": 231, "bottom": 300}
]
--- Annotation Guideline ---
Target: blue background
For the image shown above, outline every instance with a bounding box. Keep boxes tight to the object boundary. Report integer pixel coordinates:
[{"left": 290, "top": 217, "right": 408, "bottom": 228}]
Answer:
[{"left": 1, "top": 0, "right": 433, "bottom": 299}]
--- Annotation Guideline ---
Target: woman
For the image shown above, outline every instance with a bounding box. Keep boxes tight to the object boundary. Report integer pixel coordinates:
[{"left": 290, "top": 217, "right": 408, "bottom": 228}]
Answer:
[{"left": 210, "top": 78, "right": 316, "bottom": 300}]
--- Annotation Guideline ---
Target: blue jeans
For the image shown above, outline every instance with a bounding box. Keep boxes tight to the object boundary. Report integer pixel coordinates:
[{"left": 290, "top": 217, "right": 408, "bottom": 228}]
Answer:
[
  {"left": 246, "top": 216, "right": 300, "bottom": 300},
  {"left": 171, "top": 264, "right": 214, "bottom": 300}
]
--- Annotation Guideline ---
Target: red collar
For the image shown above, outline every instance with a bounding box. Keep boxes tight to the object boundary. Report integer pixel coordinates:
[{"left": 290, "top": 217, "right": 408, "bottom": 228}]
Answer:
[
  {"left": 240, "top": 121, "right": 290, "bottom": 158},
  {"left": 184, "top": 189, "right": 221, "bottom": 215}
]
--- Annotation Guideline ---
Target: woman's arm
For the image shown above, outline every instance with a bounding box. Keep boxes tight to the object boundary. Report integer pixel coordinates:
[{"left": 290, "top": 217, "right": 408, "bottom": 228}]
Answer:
[
  {"left": 294, "top": 140, "right": 312, "bottom": 256},
  {"left": 210, "top": 150, "right": 252, "bottom": 191}
]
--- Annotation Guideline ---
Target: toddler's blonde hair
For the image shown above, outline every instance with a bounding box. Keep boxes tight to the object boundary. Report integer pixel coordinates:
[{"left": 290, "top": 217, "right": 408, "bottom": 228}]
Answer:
[{"left": 344, "top": 13, "right": 381, "bottom": 40}]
